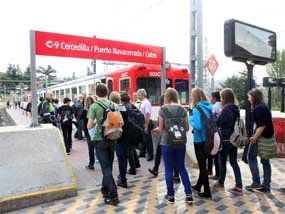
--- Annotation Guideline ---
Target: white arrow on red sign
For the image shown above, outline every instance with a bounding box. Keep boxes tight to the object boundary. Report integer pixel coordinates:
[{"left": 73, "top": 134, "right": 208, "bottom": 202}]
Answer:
[{"left": 206, "top": 54, "right": 219, "bottom": 76}]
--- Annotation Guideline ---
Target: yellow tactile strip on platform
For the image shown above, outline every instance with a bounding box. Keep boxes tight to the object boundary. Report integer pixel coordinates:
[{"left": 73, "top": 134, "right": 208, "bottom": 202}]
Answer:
[{"left": 10, "top": 159, "right": 285, "bottom": 214}]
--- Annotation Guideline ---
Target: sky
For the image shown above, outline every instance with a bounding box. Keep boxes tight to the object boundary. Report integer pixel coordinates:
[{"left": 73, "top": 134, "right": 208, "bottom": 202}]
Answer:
[{"left": 0, "top": 0, "right": 285, "bottom": 84}]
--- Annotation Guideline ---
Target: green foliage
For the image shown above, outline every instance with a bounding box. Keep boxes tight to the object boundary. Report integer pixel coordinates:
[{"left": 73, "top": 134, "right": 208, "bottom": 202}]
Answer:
[
  {"left": 219, "top": 72, "right": 246, "bottom": 109},
  {"left": 266, "top": 49, "right": 285, "bottom": 110},
  {"left": 0, "top": 64, "right": 29, "bottom": 94}
]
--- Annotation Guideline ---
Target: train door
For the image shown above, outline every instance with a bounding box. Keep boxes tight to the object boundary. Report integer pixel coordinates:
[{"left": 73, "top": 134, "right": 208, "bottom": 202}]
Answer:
[{"left": 107, "top": 78, "right": 113, "bottom": 94}]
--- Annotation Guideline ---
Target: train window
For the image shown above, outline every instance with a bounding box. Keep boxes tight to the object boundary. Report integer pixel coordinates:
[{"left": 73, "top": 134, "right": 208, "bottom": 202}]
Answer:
[
  {"left": 79, "top": 86, "right": 86, "bottom": 94},
  {"left": 60, "top": 89, "right": 64, "bottom": 102},
  {"left": 107, "top": 80, "right": 113, "bottom": 94},
  {"left": 89, "top": 84, "right": 95, "bottom": 94},
  {"left": 101, "top": 78, "right": 106, "bottom": 84},
  {"left": 175, "top": 79, "right": 189, "bottom": 104},
  {"left": 166, "top": 78, "right": 172, "bottom": 88},
  {"left": 137, "top": 77, "right": 160, "bottom": 105},
  {"left": 65, "top": 88, "right": 71, "bottom": 98},
  {"left": 71, "top": 87, "right": 77, "bottom": 102},
  {"left": 120, "top": 78, "right": 130, "bottom": 93},
  {"left": 56, "top": 90, "right": 59, "bottom": 99}
]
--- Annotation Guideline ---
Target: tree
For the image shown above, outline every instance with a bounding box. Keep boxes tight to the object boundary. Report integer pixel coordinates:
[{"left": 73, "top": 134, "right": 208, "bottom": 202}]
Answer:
[
  {"left": 219, "top": 70, "right": 247, "bottom": 109},
  {"left": 36, "top": 65, "right": 57, "bottom": 91},
  {"left": 22, "top": 66, "right": 31, "bottom": 89},
  {"left": 266, "top": 49, "right": 285, "bottom": 110}
]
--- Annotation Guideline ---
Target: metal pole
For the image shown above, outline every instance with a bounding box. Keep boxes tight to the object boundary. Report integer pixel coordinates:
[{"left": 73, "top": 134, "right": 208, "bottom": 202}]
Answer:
[
  {"left": 189, "top": 0, "right": 196, "bottom": 104},
  {"left": 245, "top": 62, "right": 255, "bottom": 137},
  {"left": 268, "top": 87, "right": 272, "bottom": 110},
  {"left": 281, "top": 86, "right": 285, "bottom": 112},
  {"left": 93, "top": 36, "right": 97, "bottom": 75},
  {"left": 197, "top": 0, "right": 204, "bottom": 89},
  {"left": 30, "top": 30, "right": 39, "bottom": 127},
  {"left": 211, "top": 76, "right": 214, "bottom": 91},
  {"left": 161, "top": 47, "right": 166, "bottom": 95}
]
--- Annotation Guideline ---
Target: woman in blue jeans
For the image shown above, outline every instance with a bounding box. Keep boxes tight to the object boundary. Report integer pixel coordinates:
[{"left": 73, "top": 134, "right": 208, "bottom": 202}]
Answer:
[
  {"left": 214, "top": 88, "right": 243, "bottom": 194},
  {"left": 153, "top": 87, "right": 193, "bottom": 204},
  {"left": 246, "top": 88, "right": 274, "bottom": 193}
]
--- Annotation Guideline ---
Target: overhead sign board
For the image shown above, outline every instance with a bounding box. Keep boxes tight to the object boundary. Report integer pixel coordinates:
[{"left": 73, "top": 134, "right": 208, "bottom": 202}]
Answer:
[
  {"left": 224, "top": 19, "right": 276, "bottom": 64},
  {"left": 206, "top": 54, "right": 219, "bottom": 76},
  {"left": 35, "top": 31, "right": 163, "bottom": 65}
]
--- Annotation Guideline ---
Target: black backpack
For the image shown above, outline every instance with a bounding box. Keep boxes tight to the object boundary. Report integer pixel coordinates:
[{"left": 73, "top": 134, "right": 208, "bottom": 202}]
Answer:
[
  {"left": 196, "top": 106, "right": 219, "bottom": 154},
  {"left": 129, "top": 104, "right": 145, "bottom": 128},
  {"left": 125, "top": 103, "right": 144, "bottom": 145},
  {"left": 162, "top": 106, "right": 187, "bottom": 145}
]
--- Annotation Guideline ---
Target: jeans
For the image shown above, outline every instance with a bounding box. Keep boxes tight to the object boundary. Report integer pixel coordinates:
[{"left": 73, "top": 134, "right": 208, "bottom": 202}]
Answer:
[
  {"left": 141, "top": 120, "right": 154, "bottom": 157},
  {"left": 95, "top": 140, "right": 117, "bottom": 199},
  {"left": 83, "top": 123, "right": 96, "bottom": 166},
  {"left": 247, "top": 142, "right": 271, "bottom": 189},
  {"left": 75, "top": 119, "right": 84, "bottom": 139},
  {"left": 208, "top": 153, "right": 220, "bottom": 176},
  {"left": 153, "top": 143, "right": 162, "bottom": 172},
  {"left": 88, "top": 141, "right": 96, "bottom": 166},
  {"left": 194, "top": 142, "right": 211, "bottom": 194},
  {"left": 153, "top": 144, "right": 179, "bottom": 177},
  {"left": 61, "top": 124, "right": 72, "bottom": 153},
  {"left": 161, "top": 145, "right": 192, "bottom": 196},
  {"left": 115, "top": 142, "right": 128, "bottom": 183},
  {"left": 128, "top": 146, "right": 140, "bottom": 172},
  {"left": 219, "top": 142, "right": 242, "bottom": 189}
]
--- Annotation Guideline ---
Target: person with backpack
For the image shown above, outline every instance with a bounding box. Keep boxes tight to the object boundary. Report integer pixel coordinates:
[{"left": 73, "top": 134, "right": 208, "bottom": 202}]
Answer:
[
  {"left": 214, "top": 88, "right": 243, "bottom": 195},
  {"left": 148, "top": 94, "right": 180, "bottom": 183},
  {"left": 87, "top": 84, "right": 121, "bottom": 206},
  {"left": 38, "top": 92, "right": 56, "bottom": 125},
  {"left": 58, "top": 97, "right": 74, "bottom": 155},
  {"left": 137, "top": 88, "right": 154, "bottom": 161},
  {"left": 208, "top": 91, "right": 222, "bottom": 180},
  {"left": 120, "top": 92, "right": 141, "bottom": 176},
  {"left": 153, "top": 88, "right": 193, "bottom": 204},
  {"left": 246, "top": 88, "right": 274, "bottom": 193},
  {"left": 189, "top": 88, "right": 212, "bottom": 199}
]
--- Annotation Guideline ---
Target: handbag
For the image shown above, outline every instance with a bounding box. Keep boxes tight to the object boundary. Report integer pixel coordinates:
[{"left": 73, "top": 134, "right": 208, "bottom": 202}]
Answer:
[
  {"left": 230, "top": 118, "right": 248, "bottom": 148},
  {"left": 257, "top": 136, "right": 278, "bottom": 159}
]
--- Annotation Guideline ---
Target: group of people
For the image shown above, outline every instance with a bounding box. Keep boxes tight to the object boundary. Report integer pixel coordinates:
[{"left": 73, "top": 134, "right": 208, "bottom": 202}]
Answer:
[
  {"left": 189, "top": 87, "right": 285, "bottom": 201},
  {"left": 35, "top": 84, "right": 285, "bottom": 206}
]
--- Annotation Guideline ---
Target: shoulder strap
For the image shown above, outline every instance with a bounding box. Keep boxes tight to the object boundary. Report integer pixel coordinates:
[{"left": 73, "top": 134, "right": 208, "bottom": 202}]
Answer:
[
  {"left": 196, "top": 106, "right": 208, "bottom": 121},
  {"left": 97, "top": 100, "right": 108, "bottom": 110},
  {"left": 161, "top": 106, "right": 172, "bottom": 118}
]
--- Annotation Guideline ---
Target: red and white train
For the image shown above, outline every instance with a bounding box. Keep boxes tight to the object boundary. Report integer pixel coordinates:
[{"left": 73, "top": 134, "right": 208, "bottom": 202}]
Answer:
[{"left": 37, "top": 63, "right": 190, "bottom": 118}]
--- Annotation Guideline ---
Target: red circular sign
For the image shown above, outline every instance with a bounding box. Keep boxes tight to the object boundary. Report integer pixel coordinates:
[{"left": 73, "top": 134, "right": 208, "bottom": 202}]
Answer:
[{"left": 206, "top": 54, "right": 219, "bottom": 76}]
